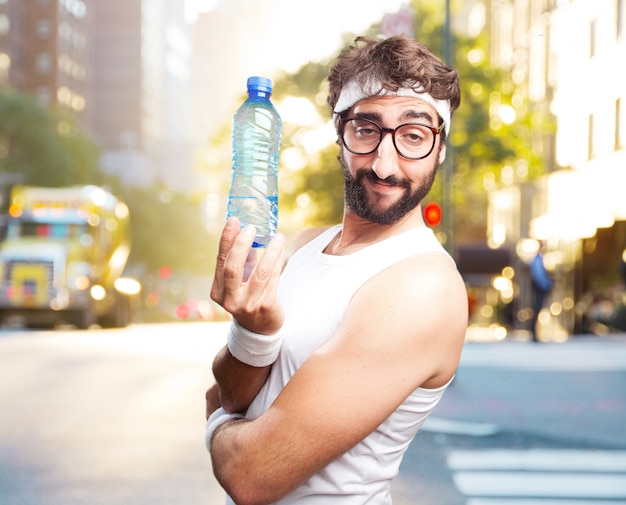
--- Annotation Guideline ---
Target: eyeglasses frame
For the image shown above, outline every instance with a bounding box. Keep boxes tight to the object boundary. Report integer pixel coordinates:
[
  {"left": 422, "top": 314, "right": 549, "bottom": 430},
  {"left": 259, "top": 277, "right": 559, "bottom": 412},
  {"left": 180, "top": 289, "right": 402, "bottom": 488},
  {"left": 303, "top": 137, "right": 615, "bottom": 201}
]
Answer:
[{"left": 339, "top": 117, "right": 445, "bottom": 161}]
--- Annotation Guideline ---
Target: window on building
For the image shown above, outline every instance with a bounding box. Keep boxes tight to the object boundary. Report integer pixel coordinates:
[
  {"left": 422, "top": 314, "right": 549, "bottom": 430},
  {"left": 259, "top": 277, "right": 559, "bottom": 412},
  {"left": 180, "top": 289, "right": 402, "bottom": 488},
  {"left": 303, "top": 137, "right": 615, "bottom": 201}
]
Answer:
[
  {"left": 588, "top": 113, "right": 595, "bottom": 159},
  {"left": 37, "top": 86, "right": 52, "bottom": 106},
  {"left": 0, "top": 14, "right": 9, "bottom": 36},
  {"left": 617, "top": 98, "right": 623, "bottom": 150},
  {"left": 35, "top": 52, "right": 52, "bottom": 74},
  {"left": 0, "top": 52, "right": 10, "bottom": 84},
  {"left": 590, "top": 19, "right": 596, "bottom": 58},
  {"left": 36, "top": 19, "right": 53, "bottom": 40},
  {"left": 62, "top": 0, "right": 87, "bottom": 19}
]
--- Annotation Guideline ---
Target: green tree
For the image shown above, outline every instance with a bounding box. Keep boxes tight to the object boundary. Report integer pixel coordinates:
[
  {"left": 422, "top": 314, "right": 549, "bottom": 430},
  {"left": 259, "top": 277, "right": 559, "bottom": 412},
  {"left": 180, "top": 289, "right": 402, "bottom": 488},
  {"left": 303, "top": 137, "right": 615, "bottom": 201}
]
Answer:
[
  {"left": 439, "top": 12, "right": 549, "bottom": 236},
  {"left": 266, "top": 0, "right": 550, "bottom": 240},
  {"left": 0, "top": 87, "right": 102, "bottom": 186},
  {"left": 199, "top": 1, "right": 553, "bottom": 252},
  {"left": 112, "top": 183, "right": 216, "bottom": 276}
]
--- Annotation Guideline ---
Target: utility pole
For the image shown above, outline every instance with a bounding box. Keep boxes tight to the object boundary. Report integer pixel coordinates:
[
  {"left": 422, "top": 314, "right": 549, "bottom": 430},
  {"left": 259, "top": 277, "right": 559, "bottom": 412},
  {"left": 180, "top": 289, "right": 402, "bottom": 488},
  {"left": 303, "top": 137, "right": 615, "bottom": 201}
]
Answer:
[{"left": 442, "top": 0, "right": 455, "bottom": 255}]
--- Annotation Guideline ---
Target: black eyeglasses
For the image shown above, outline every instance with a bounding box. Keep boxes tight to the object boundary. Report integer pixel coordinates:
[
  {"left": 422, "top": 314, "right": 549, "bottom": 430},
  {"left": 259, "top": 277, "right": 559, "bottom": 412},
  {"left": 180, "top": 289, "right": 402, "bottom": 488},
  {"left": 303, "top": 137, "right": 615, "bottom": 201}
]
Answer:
[{"left": 339, "top": 117, "right": 444, "bottom": 160}]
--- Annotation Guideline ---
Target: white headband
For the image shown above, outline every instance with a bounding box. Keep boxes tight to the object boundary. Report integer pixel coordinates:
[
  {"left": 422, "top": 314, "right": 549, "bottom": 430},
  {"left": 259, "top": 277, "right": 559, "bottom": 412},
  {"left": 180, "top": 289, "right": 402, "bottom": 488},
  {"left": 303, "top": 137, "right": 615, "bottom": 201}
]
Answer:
[{"left": 333, "top": 79, "right": 451, "bottom": 135}]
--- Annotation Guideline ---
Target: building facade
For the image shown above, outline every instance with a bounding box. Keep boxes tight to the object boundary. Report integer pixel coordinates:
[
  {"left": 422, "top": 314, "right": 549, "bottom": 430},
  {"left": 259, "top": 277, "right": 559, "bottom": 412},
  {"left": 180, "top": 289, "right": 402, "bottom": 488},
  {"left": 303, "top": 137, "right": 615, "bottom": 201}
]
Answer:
[
  {"left": 0, "top": 0, "right": 198, "bottom": 191},
  {"left": 0, "top": 0, "right": 91, "bottom": 125},
  {"left": 488, "top": 0, "right": 626, "bottom": 337},
  {"left": 92, "top": 0, "right": 195, "bottom": 190}
]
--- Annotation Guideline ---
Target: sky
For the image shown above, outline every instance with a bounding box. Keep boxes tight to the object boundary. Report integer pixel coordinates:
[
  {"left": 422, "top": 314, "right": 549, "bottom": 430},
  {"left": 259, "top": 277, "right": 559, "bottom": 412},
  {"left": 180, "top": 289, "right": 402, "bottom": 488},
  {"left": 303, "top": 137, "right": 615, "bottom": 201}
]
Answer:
[
  {"left": 185, "top": 0, "right": 410, "bottom": 140},
  {"left": 186, "top": 0, "right": 407, "bottom": 73}
]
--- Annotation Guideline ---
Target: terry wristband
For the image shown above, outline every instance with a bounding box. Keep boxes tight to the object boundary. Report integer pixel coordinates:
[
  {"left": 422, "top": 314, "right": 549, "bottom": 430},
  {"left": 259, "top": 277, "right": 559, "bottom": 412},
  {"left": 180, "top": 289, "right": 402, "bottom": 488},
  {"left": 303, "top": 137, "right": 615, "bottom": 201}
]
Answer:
[
  {"left": 227, "top": 319, "right": 283, "bottom": 367},
  {"left": 205, "top": 407, "right": 244, "bottom": 451}
]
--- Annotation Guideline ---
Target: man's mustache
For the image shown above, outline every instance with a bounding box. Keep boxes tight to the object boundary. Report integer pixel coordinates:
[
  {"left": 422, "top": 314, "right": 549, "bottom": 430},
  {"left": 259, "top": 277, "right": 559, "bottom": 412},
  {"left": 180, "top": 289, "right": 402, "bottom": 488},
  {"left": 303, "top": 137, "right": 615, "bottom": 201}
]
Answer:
[{"left": 358, "top": 169, "right": 410, "bottom": 189}]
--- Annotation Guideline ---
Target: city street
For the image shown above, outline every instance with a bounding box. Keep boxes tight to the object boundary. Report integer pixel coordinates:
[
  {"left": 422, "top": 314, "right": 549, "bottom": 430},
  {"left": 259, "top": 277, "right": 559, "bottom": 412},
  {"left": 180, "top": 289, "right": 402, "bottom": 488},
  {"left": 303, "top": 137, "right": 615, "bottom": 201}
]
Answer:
[
  {"left": 1, "top": 323, "right": 625, "bottom": 505},
  {"left": 392, "top": 336, "right": 626, "bottom": 504}
]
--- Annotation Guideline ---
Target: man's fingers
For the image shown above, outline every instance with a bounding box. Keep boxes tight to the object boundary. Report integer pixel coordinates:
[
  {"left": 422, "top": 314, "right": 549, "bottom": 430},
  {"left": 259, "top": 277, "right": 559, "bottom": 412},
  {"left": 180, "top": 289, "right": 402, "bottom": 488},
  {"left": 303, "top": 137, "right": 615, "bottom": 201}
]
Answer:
[
  {"left": 212, "top": 218, "right": 240, "bottom": 281},
  {"left": 211, "top": 222, "right": 284, "bottom": 329},
  {"left": 210, "top": 218, "right": 241, "bottom": 302},
  {"left": 221, "top": 225, "right": 256, "bottom": 286},
  {"left": 242, "top": 248, "right": 258, "bottom": 283},
  {"left": 247, "top": 233, "right": 285, "bottom": 294}
]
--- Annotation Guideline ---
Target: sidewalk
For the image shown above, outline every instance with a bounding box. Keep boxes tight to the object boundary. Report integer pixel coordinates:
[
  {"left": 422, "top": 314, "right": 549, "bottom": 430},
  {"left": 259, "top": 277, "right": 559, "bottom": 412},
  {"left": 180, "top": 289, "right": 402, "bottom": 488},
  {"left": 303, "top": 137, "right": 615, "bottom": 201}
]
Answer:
[{"left": 466, "top": 323, "right": 626, "bottom": 344}]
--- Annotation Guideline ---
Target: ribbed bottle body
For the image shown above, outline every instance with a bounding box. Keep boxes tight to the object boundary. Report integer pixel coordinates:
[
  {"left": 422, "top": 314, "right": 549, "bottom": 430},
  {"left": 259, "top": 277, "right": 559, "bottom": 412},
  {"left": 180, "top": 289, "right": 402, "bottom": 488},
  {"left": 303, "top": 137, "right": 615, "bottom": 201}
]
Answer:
[{"left": 227, "top": 79, "right": 282, "bottom": 248}]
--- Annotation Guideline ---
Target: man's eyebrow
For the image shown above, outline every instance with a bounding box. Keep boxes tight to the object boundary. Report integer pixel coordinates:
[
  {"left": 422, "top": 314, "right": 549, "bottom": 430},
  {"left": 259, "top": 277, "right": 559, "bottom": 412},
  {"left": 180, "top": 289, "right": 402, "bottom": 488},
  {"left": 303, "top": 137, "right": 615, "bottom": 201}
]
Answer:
[
  {"left": 352, "top": 111, "right": 381, "bottom": 122},
  {"left": 352, "top": 109, "right": 436, "bottom": 125},
  {"left": 402, "top": 110, "right": 435, "bottom": 124}
]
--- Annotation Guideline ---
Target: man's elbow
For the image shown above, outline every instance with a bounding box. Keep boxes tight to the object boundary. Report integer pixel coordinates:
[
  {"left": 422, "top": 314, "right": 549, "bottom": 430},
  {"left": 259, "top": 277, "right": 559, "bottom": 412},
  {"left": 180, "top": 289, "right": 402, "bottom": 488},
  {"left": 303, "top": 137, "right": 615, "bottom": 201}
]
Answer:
[{"left": 216, "top": 468, "right": 287, "bottom": 505}]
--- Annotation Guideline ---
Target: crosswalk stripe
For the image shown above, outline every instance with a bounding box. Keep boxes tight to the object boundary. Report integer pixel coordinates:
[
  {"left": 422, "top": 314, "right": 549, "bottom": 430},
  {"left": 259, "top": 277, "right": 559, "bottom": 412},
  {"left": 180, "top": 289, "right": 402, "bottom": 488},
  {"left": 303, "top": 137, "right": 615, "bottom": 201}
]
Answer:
[
  {"left": 448, "top": 449, "right": 626, "bottom": 503},
  {"left": 466, "top": 500, "right": 625, "bottom": 505},
  {"left": 423, "top": 417, "right": 500, "bottom": 437},
  {"left": 458, "top": 344, "right": 626, "bottom": 371},
  {"left": 448, "top": 449, "right": 626, "bottom": 472},
  {"left": 453, "top": 472, "right": 626, "bottom": 498}
]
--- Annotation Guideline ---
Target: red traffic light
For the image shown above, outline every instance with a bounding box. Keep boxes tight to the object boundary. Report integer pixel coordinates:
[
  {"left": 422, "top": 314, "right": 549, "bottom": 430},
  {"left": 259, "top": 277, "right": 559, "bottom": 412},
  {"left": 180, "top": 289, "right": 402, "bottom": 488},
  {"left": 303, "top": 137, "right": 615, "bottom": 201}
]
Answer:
[
  {"left": 158, "top": 265, "right": 172, "bottom": 279},
  {"left": 423, "top": 202, "right": 442, "bottom": 227}
]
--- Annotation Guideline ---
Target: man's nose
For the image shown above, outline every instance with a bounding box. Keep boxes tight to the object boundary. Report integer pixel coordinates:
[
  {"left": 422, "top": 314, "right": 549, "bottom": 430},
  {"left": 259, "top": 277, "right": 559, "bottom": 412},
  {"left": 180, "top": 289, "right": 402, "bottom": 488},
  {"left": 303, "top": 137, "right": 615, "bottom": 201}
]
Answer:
[{"left": 372, "top": 131, "right": 400, "bottom": 179}]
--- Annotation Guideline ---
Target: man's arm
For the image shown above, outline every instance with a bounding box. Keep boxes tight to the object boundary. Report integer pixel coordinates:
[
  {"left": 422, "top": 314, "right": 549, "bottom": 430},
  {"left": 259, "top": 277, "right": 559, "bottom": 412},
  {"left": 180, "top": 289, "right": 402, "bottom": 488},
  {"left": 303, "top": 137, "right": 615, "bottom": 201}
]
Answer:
[
  {"left": 209, "top": 252, "right": 468, "bottom": 505},
  {"left": 210, "top": 345, "right": 272, "bottom": 414},
  {"left": 208, "top": 218, "right": 285, "bottom": 414}
]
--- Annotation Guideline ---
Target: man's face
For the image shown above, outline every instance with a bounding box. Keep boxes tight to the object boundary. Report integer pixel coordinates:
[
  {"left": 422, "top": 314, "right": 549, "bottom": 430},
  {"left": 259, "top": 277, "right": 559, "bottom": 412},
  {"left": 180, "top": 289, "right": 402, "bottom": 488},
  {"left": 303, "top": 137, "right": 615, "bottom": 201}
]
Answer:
[{"left": 339, "top": 96, "right": 446, "bottom": 226}]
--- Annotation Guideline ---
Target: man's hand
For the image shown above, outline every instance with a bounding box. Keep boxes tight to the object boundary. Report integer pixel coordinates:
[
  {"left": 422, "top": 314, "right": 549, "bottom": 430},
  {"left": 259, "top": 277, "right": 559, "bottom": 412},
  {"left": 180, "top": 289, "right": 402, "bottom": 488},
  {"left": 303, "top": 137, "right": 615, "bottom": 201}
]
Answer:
[{"left": 210, "top": 217, "right": 285, "bottom": 335}]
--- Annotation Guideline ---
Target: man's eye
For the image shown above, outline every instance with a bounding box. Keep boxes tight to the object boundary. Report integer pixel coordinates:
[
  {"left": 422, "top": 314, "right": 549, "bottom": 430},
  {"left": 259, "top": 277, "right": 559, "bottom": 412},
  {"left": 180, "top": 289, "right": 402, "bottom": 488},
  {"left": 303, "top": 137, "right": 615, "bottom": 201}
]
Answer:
[
  {"left": 405, "top": 132, "right": 425, "bottom": 142},
  {"left": 357, "top": 127, "right": 378, "bottom": 137}
]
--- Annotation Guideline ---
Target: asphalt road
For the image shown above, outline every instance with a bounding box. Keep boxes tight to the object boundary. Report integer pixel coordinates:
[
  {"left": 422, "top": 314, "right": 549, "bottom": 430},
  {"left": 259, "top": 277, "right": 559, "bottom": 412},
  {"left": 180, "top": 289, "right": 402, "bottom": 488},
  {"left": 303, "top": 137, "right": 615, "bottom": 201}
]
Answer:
[
  {"left": 392, "top": 335, "right": 626, "bottom": 504},
  {"left": 1, "top": 323, "right": 625, "bottom": 505},
  {"left": 0, "top": 322, "right": 230, "bottom": 505}
]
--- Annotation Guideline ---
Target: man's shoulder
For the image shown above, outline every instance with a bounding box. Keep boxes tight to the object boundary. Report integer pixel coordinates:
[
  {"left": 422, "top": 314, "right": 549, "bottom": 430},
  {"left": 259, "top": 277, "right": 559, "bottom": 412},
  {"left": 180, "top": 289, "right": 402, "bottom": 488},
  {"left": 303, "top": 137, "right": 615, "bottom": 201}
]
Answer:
[{"left": 286, "top": 226, "right": 337, "bottom": 257}]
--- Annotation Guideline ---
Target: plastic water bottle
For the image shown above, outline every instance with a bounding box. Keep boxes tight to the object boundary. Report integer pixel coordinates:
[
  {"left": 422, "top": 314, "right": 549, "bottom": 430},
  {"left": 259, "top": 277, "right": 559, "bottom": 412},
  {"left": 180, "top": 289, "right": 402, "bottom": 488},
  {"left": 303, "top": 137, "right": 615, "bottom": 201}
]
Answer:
[{"left": 227, "top": 76, "right": 282, "bottom": 248}]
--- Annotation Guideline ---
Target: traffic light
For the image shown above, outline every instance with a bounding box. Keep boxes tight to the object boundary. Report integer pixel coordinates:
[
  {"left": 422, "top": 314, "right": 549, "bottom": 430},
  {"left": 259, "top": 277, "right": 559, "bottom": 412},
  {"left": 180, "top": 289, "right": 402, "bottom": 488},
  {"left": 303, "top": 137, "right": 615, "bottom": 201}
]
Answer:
[
  {"left": 158, "top": 265, "right": 172, "bottom": 279},
  {"left": 423, "top": 202, "right": 442, "bottom": 227}
]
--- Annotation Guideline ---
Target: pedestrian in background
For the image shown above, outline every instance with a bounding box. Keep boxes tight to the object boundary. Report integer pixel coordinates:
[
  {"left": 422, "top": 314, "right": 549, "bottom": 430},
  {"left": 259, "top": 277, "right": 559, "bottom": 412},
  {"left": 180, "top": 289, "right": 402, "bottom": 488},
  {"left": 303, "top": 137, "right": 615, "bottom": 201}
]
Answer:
[
  {"left": 205, "top": 34, "right": 467, "bottom": 504},
  {"left": 621, "top": 248, "right": 626, "bottom": 288},
  {"left": 529, "top": 245, "right": 554, "bottom": 342}
]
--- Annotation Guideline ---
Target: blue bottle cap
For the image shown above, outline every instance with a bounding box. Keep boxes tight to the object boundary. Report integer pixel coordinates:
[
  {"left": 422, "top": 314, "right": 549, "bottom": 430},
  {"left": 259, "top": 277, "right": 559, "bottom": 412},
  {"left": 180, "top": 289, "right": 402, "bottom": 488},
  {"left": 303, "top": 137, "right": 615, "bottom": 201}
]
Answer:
[{"left": 247, "top": 76, "right": 273, "bottom": 93}]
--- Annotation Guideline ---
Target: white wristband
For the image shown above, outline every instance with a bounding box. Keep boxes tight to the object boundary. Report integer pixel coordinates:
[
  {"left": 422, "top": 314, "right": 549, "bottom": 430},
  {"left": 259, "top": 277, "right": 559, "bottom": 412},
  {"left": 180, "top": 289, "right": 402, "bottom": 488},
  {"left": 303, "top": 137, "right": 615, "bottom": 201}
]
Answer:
[
  {"left": 205, "top": 407, "right": 244, "bottom": 451},
  {"left": 227, "top": 320, "right": 283, "bottom": 367}
]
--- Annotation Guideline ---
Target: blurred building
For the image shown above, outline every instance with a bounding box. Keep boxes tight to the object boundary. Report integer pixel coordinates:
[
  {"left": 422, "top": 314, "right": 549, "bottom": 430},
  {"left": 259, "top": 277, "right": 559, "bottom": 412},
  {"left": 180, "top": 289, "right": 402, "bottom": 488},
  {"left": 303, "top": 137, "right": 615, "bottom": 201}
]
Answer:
[
  {"left": 0, "top": 0, "right": 91, "bottom": 127},
  {"left": 487, "top": 0, "right": 626, "bottom": 337},
  {"left": 92, "top": 0, "right": 197, "bottom": 191},
  {"left": 0, "top": 0, "right": 201, "bottom": 192}
]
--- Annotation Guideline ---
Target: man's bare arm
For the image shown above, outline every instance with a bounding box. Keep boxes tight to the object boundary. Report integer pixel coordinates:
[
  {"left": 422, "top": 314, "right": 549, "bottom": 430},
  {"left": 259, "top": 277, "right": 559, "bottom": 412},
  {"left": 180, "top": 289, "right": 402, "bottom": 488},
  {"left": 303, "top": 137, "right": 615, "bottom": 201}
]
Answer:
[
  {"left": 209, "top": 253, "right": 468, "bottom": 504},
  {"left": 208, "top": 218, "right": 285, "bottom": 414}
]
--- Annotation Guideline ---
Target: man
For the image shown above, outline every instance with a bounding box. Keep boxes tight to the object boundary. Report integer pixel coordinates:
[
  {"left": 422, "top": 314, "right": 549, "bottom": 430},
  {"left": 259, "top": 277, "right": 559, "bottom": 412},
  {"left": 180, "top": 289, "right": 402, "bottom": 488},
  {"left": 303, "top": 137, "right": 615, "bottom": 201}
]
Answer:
[
  {"left": 529, "top": 245, "right": 553, "bottom": 342},
  {"left": 205, "top": 35, "right": 467, "bottom": 504}
]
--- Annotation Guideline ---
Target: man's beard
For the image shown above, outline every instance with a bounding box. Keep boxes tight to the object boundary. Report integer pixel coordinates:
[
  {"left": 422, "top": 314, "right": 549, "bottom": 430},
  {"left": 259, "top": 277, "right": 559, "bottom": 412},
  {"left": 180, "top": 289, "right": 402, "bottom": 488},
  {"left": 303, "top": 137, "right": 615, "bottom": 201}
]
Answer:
[{"left": 341, "top": 152, "right": 438, "bottom": 226}]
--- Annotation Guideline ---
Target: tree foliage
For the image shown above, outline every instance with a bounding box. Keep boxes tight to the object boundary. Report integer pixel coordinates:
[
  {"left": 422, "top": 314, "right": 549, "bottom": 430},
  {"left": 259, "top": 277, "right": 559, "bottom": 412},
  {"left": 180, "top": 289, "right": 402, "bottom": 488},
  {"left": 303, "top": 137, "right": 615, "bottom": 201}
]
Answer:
[
  {"left": 0, "top": 87, "right": 214, "bottom": 277},
  {"left": 0, "top": 87, "right": 102, "bottom": 187},
  {"left": 267, "top": 0, "right": 551, "bottom": 238},
  {"left": 104, "top": 182, "right": 216, "bottom": 277}
]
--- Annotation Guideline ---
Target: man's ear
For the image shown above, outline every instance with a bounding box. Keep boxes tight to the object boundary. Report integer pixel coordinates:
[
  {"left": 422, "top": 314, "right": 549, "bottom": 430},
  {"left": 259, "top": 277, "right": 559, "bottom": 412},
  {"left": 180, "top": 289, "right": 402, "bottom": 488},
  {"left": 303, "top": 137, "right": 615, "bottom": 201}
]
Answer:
[{"left": 438, "top": 143, "right": 447, "bottom": 165}]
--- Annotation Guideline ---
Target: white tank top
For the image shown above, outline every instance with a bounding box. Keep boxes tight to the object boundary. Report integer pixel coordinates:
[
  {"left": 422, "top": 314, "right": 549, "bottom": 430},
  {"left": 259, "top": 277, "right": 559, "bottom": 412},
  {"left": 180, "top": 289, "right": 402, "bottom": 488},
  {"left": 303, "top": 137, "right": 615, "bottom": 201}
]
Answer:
[{"left": 235, "top": 225, "right": 456, "bottom": 505}]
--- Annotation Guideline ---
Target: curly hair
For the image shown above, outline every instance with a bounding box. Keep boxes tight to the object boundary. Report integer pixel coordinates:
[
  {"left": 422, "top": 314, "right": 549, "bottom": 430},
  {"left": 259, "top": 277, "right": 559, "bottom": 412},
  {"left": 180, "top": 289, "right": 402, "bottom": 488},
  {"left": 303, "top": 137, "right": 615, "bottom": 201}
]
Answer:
[{"left": 327, "top": 35, "right": 460, "bottom": 117}]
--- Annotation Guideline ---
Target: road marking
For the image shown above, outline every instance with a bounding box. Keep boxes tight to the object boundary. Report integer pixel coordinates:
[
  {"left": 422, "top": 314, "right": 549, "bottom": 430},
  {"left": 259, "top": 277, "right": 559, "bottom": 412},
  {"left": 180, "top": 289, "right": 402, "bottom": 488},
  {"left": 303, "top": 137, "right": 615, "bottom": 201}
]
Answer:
[
  {"left": 448, "top": 449, "right": 626, "bottom": 503},
  {"left": 423, "top": 417, "right": 500, "bottom": 437},
  {"left": 467, "top": 500, "right": 625, "bottom": 505},
  {"left": 448, "top": 449, "right": 626, "bottom": 472},
  {"left": 453, "top": 472, "right": 626, "bottom": 498}
]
